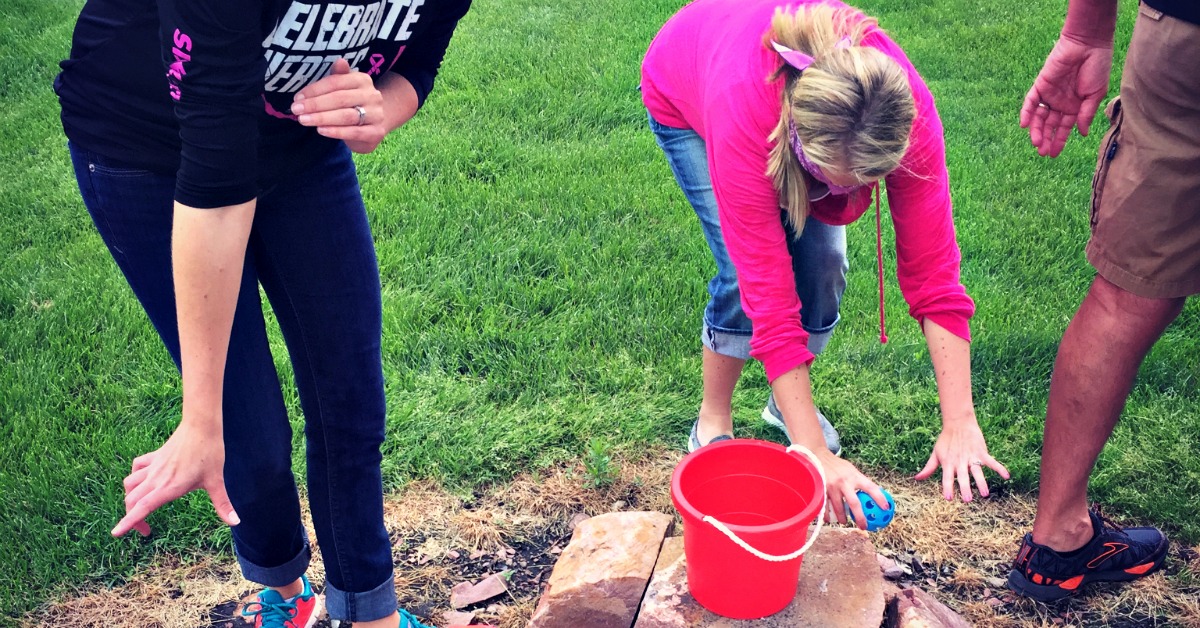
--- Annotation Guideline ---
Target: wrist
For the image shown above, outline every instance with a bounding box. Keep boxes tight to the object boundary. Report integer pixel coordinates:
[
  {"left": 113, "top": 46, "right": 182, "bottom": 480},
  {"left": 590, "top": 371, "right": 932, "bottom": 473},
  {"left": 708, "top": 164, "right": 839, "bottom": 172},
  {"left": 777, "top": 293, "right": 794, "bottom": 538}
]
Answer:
[
  {"left": 180, "top": 403, "right": 223, "bottom": 434},
  {"left": 1061, "top": 2, "right": 1118, "bottom": 47},
  {"left": 1060, "top": 29, "right": 1116, "bottom": 49},
  {"left": 940, "top": 409, "right": 979, "bottom": 429},
  {"left": 377, "top": 73, "right": 418, "bottom": 133},
  {"left": 812, "top": 447, "right": 842, "bottom": 466}
]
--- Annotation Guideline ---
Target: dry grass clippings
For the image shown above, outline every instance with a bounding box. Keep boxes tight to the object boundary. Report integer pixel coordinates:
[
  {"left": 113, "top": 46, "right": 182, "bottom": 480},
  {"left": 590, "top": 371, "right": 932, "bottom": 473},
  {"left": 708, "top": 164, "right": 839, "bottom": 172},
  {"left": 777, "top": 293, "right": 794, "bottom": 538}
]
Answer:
[{"left": 24, "top": 447, "right": 1200, "bottom": 628}]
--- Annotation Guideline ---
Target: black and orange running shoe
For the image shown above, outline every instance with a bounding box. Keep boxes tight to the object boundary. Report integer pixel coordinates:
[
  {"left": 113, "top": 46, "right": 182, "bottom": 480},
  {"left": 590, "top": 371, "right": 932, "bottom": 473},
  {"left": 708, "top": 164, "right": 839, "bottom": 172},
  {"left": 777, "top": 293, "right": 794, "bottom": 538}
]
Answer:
[{"left": 1008, "top": 508, "right": 1168, "bottom": 602}]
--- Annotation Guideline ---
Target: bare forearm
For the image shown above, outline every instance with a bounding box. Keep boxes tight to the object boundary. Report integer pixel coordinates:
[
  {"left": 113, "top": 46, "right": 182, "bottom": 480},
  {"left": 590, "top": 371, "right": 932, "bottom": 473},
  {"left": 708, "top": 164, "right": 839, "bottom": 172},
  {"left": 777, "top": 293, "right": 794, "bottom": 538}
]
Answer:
[
  {"left": 1063, "top": 0, "right": 1118, "bottom": 45},
  {"left": 769, "top": 365, "right": 830, "bottom": 456},
  {"left": 923, "top": 319, "right": 976, "bottom": 427},
  {"left": 172, "top": 199, "right": 256, "bottom": 433}
]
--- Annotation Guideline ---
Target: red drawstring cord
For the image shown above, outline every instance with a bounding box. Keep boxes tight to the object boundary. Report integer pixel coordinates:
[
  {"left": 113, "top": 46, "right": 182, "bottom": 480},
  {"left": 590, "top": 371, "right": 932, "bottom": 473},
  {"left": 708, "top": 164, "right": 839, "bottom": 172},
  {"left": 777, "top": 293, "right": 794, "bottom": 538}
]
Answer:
[{"left": 874, "top": 184, "right": 888, "bottom": 344}]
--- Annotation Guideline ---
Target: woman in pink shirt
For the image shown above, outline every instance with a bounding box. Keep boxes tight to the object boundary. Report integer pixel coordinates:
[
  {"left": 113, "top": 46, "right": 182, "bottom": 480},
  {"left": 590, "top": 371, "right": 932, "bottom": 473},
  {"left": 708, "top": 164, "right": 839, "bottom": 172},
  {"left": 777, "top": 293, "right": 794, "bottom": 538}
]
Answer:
[{"left": 642, "top": 0, "right": 1009, "bottom": 525}]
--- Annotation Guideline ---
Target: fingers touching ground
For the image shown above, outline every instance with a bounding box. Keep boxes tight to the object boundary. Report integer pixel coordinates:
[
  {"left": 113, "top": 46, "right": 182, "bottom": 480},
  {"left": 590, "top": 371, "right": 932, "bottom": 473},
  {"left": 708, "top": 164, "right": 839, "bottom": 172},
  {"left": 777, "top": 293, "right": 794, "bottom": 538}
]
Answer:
[
  {"left": 956, "top": 463, "right": 974, "bottom": 502},
  {"left": 113, "top": 475, "right": 238, "bottom": 536},
  {"left": 970, "top": 462, "right": 990, "bottom": 499},
  {"left": 113, "top": 481, "right": 164, "bottom": 538},
  {"left": 916, "top": 446, "right": 1010, "bottom": 503}
]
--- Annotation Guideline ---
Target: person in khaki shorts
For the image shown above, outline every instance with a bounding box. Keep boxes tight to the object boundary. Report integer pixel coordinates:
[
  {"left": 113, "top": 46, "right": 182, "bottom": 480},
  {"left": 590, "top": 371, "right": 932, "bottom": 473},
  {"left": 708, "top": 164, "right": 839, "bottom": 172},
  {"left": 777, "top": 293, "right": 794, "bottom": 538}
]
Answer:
[{"left": 1006, "top": 0, "right": 1199, "bottom": 602}]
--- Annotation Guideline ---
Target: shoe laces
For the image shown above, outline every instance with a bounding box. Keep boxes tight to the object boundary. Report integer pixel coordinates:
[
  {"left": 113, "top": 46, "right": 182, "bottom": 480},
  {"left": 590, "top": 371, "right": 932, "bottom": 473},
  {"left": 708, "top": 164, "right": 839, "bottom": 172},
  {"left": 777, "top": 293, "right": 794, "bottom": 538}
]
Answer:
[
  {"left": 1091, "top": 503, "right": 1127, "bottom": 534},
  {"left": 241, "top": 596, "right": 298, "bottom": 628}
]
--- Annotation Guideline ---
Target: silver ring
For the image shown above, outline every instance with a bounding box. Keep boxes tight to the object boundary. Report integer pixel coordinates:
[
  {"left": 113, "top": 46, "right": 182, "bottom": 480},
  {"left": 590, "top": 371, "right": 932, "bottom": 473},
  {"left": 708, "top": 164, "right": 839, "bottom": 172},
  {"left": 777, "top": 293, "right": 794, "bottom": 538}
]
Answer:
[
  {"left": 970, "top": 460, "right": 983, "bottom": 466},
  {"left": 1037, "top": 102, "right": 1049, "bottom": 109},
  {"left": 354, "top": 105, "right": 367, "bottom": 126}
]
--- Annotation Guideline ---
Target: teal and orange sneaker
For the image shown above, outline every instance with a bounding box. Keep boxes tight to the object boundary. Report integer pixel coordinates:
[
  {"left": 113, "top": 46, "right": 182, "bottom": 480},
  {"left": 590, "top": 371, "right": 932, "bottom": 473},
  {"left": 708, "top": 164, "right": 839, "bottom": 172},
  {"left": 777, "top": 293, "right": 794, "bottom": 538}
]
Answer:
[
  {"left": 242, "top": 575, "right": 324, "bottom": 628},
  {"left": 398, "top": 608, "right": 433, "bottom": 627},
  {"left": 332, "top": 609, "right": 432, "bottom": 628},
  {"left": 1008, "top": 508, "right": 1168, "bottom": 602}
]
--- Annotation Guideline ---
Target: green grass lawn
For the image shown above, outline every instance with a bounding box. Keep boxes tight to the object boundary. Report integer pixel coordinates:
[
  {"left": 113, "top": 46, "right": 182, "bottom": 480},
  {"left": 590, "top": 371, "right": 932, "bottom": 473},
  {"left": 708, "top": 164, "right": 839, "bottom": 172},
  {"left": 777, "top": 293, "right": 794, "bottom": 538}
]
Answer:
[{"left": 2, "top": 0, "right": 1197, "bottom": 621}]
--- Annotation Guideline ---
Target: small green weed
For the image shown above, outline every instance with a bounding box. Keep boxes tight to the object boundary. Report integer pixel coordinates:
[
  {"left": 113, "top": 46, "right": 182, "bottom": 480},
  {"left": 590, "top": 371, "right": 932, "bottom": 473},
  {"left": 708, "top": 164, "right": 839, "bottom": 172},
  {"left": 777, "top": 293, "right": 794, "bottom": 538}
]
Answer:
[{"left": 582, "top": 438, "right": 618, "bottom": 490}]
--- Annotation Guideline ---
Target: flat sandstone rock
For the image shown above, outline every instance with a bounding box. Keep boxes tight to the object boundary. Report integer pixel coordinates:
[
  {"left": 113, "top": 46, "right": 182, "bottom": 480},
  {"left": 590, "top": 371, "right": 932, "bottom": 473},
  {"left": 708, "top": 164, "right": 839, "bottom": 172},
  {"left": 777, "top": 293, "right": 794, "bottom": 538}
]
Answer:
[
  {"left": 890, "top": 586, "right": 971, "bottom": 628},
  {"left": 635, "top": 527, "right": 885, "bottom": 628},
  {"left": 530, "top": 511, "right": 675, "bottom": 628},
  {"left": 449, "top": 573, "right": 508, "bottom": 609}
]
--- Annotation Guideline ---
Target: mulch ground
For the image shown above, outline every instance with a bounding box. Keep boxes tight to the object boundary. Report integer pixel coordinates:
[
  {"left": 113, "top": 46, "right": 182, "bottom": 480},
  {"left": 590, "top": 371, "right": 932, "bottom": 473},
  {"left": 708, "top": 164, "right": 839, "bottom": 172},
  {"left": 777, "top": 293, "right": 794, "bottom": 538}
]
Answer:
[
  {"left": 24, "top": 447, "right": 1200, "bottom": 628},
  {"left": 203, "top": 530, "right": 566, "bottom": 627}
]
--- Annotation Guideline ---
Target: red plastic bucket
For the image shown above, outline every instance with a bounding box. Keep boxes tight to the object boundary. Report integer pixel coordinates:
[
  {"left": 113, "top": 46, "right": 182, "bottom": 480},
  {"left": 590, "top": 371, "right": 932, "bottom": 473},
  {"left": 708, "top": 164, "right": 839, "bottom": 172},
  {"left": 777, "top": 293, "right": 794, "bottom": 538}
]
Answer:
[{"left": 671, "top": 439, "right": 826, "bottom": 619}]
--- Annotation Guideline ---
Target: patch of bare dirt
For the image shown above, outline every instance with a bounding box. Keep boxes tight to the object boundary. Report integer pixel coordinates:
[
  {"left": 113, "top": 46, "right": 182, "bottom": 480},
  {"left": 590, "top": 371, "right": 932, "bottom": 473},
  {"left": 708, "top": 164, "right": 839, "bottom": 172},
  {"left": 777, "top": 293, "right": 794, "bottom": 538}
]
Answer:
[{"left": 22, "top": 447, "right": 1200, "bottom": 628}]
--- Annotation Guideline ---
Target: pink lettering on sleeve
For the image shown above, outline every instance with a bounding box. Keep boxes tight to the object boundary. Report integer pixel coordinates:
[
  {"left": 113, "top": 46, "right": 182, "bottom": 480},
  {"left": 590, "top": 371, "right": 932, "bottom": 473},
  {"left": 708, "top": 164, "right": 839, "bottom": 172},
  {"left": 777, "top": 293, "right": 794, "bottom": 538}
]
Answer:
[{"left": 167, "top": 28, "right": 193, "bottom": 101}]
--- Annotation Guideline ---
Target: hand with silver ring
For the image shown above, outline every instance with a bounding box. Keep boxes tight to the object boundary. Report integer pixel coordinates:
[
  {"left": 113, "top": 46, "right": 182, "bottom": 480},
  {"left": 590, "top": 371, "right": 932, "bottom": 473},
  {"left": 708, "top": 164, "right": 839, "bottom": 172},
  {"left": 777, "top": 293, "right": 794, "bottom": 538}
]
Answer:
[
  {"left": 291, "top": 58, "right": 388, "bottom": 154},
  {"left": 1019, "top": 33, "right": 1114, "bottom": 157}
]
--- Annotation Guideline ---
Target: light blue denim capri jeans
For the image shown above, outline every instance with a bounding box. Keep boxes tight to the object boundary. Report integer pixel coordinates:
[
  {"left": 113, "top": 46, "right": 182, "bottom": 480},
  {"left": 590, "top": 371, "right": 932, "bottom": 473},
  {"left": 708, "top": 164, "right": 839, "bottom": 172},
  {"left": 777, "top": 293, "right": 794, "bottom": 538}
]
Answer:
[{"left": 648, "top": 112, "right": 847, "bottom": 359}]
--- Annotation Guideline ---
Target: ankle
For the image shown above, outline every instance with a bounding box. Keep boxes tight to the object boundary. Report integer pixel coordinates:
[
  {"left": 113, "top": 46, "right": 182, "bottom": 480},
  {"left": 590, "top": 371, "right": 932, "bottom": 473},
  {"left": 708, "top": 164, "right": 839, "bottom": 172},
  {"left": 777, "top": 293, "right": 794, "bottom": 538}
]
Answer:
[
  {"left": 271, "top": 577, "right": 304, "bottom": 600},
  {"left": 353, "top": 611, "right": 400, "bottom": 628},
  {"left": 696, "top": 412, "right": 733, "bottom": 441},
  {"left": 697, "top": 405, "right": 733, "bottom": 430},
  {"left": 1032, "top": 514, "right": 1094, "bottom": 553}
]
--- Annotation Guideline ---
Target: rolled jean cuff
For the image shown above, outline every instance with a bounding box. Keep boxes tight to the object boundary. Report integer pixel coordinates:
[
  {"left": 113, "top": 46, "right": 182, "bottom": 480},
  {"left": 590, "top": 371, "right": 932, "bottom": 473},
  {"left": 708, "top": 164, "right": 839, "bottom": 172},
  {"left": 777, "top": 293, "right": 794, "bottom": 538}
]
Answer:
[
  {"left": 324, "top": 571, "right": 399, "bottom": 622},
  {"left": 236, "top": 534, "right": 312, "bottom": 588},
  {"left": 701, "top": 320, "right": 752, "bottom": 360},
  {"left": 703, "top": 315, "right": 840, "bottom": 361},
  {"left": 803, "top": 314, "right": 839, "bottom": 356}
]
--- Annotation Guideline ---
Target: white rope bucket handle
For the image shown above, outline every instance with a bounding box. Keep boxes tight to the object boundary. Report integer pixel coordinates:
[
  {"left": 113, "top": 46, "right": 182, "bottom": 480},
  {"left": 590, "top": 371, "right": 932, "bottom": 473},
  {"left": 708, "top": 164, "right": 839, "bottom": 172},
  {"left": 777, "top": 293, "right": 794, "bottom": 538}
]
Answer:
[{"left": 701, "top": 444, "right": 827, "bottom": 563}]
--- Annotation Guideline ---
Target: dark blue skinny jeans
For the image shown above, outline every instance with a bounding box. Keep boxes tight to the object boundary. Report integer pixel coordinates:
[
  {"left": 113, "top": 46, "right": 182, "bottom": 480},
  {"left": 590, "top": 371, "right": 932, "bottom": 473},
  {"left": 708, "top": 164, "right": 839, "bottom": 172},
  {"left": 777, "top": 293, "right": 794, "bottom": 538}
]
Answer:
[{"left": 68, "top": 141, "right": 395, "bottom": 622}]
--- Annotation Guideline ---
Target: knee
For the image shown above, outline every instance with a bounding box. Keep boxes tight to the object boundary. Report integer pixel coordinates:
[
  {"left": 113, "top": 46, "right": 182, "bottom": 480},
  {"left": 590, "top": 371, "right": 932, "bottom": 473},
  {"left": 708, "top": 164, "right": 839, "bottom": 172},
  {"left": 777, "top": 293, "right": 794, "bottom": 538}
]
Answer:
[
  {"left": 1091, "top": 276, "right": 1186, "bottom": 326},
  {"left": 805, "top": 247, "right": 849, "bottom": 290},
  {"left": 820, "top": 249, "right": 849, "bottom": 284},
  {"left": 806, "top": 241, "right": 854, "bottom": 274},
  {"left": 225, "top": 451, "right": 295, "bottom": 501},
  {"left": 306, "top": 390, "right": 387, "bottom": 445},
  {"left": 795, "top": 250, "right": 848, "bottom": 315}
]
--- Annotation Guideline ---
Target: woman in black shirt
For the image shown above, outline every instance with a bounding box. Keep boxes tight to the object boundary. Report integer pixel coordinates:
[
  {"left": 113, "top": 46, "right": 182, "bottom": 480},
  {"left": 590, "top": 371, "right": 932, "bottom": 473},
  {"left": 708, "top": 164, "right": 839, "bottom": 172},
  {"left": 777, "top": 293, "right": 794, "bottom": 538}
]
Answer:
[{"left": 56, "top": 1, "right": 471, "bottom": 626}]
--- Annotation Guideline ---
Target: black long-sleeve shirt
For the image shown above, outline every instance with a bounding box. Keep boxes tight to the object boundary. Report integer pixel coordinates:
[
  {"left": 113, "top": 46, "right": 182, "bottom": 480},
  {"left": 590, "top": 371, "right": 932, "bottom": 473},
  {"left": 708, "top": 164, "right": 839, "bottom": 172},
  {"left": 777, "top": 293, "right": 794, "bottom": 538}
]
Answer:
[{"left": 56, "top": 0, "right": 471, "bottom": 208}]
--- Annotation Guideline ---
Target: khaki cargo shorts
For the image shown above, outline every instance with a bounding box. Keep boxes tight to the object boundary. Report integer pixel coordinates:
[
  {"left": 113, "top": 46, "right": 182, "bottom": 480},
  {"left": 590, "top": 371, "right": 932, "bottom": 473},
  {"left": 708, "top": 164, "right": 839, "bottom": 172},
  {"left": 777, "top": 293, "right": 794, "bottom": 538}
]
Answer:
[{"left": 1086, "top": 4, "right": 1200, "bottom": 299}]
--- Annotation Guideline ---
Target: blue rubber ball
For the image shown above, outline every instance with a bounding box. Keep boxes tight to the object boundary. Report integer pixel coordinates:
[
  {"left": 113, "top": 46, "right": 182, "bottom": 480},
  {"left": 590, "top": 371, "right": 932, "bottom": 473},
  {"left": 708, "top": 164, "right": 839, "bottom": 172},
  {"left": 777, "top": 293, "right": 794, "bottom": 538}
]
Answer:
[{"left": 848, "top": 488, "right": 895, "bottom": 531}]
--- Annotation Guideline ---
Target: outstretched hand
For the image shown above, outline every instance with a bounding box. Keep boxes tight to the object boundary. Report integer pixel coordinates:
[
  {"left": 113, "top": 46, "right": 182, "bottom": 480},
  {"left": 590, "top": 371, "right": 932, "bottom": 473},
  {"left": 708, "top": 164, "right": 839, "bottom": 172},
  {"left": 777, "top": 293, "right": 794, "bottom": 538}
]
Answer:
[
  {"left": 1020, "top": 34, "right": 1114, "bottom": 157},
  {"left": 112, "top": 421, "right": 238, "bottom": 537},
  {"left": 915, "top": 422, "right": 1009, "bottom": 503}
]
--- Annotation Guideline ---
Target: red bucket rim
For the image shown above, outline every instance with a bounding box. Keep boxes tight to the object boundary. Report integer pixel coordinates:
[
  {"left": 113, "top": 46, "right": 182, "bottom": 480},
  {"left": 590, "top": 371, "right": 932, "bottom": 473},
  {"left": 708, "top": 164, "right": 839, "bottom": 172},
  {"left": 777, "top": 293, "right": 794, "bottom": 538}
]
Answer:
[{"left": 671, "top": 439, "right": 824, "bottom": 535}]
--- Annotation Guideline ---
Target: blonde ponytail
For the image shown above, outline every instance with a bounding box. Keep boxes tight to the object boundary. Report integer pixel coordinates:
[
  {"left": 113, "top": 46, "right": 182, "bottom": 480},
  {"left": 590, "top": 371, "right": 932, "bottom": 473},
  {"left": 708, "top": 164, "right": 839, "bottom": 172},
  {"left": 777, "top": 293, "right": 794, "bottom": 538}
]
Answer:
[{"left": 763, "top": 5, "right": 916, "bottom": 234}]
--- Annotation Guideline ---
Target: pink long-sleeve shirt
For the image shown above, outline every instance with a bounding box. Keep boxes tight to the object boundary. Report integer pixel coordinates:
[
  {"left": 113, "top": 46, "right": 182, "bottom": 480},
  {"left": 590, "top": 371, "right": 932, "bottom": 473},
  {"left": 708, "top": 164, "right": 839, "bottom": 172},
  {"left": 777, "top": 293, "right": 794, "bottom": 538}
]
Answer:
[{"left": 641, "top": 0, "right": 975, "bottom": 382}]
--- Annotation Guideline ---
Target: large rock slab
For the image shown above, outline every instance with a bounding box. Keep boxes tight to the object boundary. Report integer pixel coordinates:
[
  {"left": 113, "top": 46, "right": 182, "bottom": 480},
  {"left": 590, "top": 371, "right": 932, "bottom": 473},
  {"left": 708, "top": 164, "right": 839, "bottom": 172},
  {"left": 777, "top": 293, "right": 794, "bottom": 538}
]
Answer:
[
  {"left": 530, "top": 511, "right": 675, "bottom": 628},
  {"left": 635, "top": 527, "right": 885, "bottom": 627}
]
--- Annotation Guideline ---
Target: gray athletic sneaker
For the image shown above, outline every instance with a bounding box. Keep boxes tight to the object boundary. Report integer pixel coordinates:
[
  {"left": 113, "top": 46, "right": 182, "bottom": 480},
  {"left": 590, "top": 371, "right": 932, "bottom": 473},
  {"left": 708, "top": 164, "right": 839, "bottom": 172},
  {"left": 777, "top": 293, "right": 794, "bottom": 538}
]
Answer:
[
  {"left": 687, "top": 419, "right": 734, "bottom": 453},
  {"left": 762, "top": 394, "right": 842, "bottom": 456}
]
